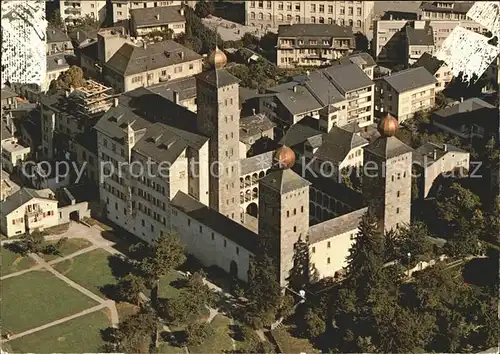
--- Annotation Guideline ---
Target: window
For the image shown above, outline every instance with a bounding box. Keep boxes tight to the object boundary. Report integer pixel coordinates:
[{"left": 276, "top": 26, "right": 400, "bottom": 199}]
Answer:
[
  {"left": 350, "top": 233, "right": 355, "bottom": 240},
  {"left": 396, "top": 207, "right": 400, "bottom": 214},
  {"left": 258, "top": 1, "right": 263, "bottom": 8},
  {"left": 287, "top": 14, "right": 291, "bottom": 21},
  {"left": 327, "top": 241, "right": 331, "bottom": 248},
  {"left": 211, "top": 232, "right": 214, "bottom": 240},
  {"left": 286, "top": 2, "right": 291, "bottom": 10},
  {"left": 278, "top": 1, "right": 283, "bottom": 10},
  {"left": 258, "top": 12, "right": 263, "bottom": 19},
  {"left": 340, "top": 7, "right": 345, "bottom": 14},
  {"left": 267, "top": 1, "right": 271, "bottom": 9},
  {"left": 224, "top": 239, "right": 227, "bottom": 247},
  {"left": 142, "top": 219, "right": 145, "bottom": 227},
  {"left": 357, "top": 7, "right": 362, "bottom": 16},
  {"left": 301, "top": 206, "right": 304, "bottom": 213},
  {"left": 356, "top": 20, "right": 362, "bottom": 27},
  {"left": 328, "top": 5, "right": 333, "bottom": 13},
  {"left": 397, "top": 191, "right": 400, "bottom": 197},
  {"left": 295, "top": 3, "right": 300, "bottom": 11},
  {"left": 319, "top": 17, "right": 324, "bottom": 23},
  {"left": 287, "top": 210, "right": 290, "bottom": 217},
  {"left": 293, "top": 226, "right": 297, "bottom": 232},
  {"left": 391, "top": 175, "right": 395, "bottom": 182},
  {"left": 250, "top": 12, "right": 255, "bottom": 19},
  {"left": 295, "top": 15, "right": 300, "bottom": 22},
  {"left": 328, "top": 17, "right": 334, "bottom": 24},
  {"left": 236, "top": 247, "right": 239, "bottom": 255},
  {"left": 311, "top": 16, "right": 316, "bottom": 23},
  {"left": 312, "top": 246, "right": 315, "bottom": 253},
  {"left": 348, "top": 7, "right": 353, "bottom": 15},
  {"left": 199, "top": 226, "right": 203, "bottom": 233},
  {"left": 188, "top": 219, "right": 191, "bottom": 226},
  {"left": 311, "top": 4, "right": 315, "bottom": 12},
  {"left": 250, "top": 1, "right": 255, "bottom": 8},
  {"left": 319, "top": 4, "right": 324, "bottom": 12},
  {"left": 327, "top": 257, "right": 331, "bottom": 264},
  {"left": 189, "top": 63, "right": 194, "bottom": 70},
  {"left": 293, "top": 208, "right": 296, "bottom": 215}
]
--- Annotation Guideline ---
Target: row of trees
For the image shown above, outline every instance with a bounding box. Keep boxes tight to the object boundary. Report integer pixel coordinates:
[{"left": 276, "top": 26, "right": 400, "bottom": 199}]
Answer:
[{"left": 8, "top": 232, "right": 68, "bottom": 258}]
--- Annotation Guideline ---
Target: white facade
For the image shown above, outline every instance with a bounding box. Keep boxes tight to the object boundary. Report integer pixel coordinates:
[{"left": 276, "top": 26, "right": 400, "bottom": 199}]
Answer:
[
  {"left": 1, "top": 138, "right": 30, "bottom": 173},
  {"left": 60, "top": 1, "right": 107, "bottom": 26},
  {"left": 112, "top": 0, "right": 183, "bottom": 23},
  {"left": 1, "top": 0, "right": 46, "bottom": 88}
]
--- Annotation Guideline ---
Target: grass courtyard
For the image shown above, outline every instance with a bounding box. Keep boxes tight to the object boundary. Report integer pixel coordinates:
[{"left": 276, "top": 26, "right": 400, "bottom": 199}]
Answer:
[
  {"left": 41, "top": 238, "right": 93, "bottom": 262},
  {"left": 53, "top": 248, "right": 119, "bottom": 299},
  {"left": 188, "top": 315, "right": 234, "bottom": 353},
  {"left": 1, "top": 246, "right": 35, "bottom": 276},
  {"left": 5, "top": 309, "right": 110, "bottom": 353},
  {"left": 1, "top": 270, "right": 98, "bottom": 334},
  {"left": 271, "top": 325, "right": 319, "bottom": 354}
]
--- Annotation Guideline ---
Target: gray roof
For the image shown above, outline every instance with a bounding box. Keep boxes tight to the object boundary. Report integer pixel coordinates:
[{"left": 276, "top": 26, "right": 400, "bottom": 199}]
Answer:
[
  {"left": 323, "top": 63, "right": 374, "bottom": 94},
  {"left": 170, "top": 191, "right": 258, "bottom": 253},
  {"left": 308, "top": 207, "right": 367, "bottom": 244},
  {"left": 413, "top": 142, "right": 466, "bottom": 165},
  {"left": 339, "top": 52, "right": 377, "bottom": 68},
  {"left": 260, "top": 168, "right": 311, "bottom": 194},
  {"left": 315, "top": 126, "right": 369, "bottom": 163},
  {"left": 2, "top": 188, "right": 57, "bottom": 215},
  {"left": 433, "top": 98, "right": 495, "bottom": 118},
  {"left": 420, "top": 1, "right": 473, "bottom": 14},
  {"left": 363, "top": 136, "right": 413, "bottom": 159},
  {"left": 278, "top": 24, "right": 353, "bottom": 38},
  {"left": 196, "top": 69, "right": 240, "bottom": 88},
  {"left": 413, "top": 52, "right": 446, "bottom": 74},
  {"left": 275, "top": 85, "right": 323, "bottom": 116},
  {"left": 148, "top": 76, "right": 197, "bottom": 102},
  {"left": 1, "top": 86, "right": 18, "bottom": 101},
  {"left": 381, "top": 67, "right": 437, "bottom": 93},
  {"left": 240, "top": 151, "right": 274, "bottom": 176},
  {"left": 46, "top": 53, "right": 70, "bottom": 72},
  {"left": 95, "top": 87, "right": 208, "bottom": 163},
  {"left": 130, "top": 5, "right": 184, "bottom": 28},
  {"left": 47, "top": 26, "right": 70, "bottom": 43},
  {"left": 240, "top": 113, "right": 276, "bottom": 141},
  {"left": 406, "top": 26, "right": 434, "bottom": 46},
  {"left": 105, "top": 40, "right": 201, "bottom": 76},
  {"left": 69, "top": 28, "right": 98, "bottom": 47},
  {"left": 279, "top": 116, "right": 323, "bottom": 147}
]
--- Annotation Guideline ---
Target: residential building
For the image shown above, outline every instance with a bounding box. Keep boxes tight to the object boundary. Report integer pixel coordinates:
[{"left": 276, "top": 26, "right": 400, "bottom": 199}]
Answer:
[
  {"left": 420, "top": 1, "right": 474, "bottom": 21},
  {"left": 0, "top": 187, "right": 90, "bottom": 237},
  {"left": 431, "top": 98, "right": 498, "bottom": 140},
  {"left": 373, "top": 19, "right": 486, "bottom": 64},
  {"left": 111, "top": 0, "right": 183, "bottom": 24},
  {"left": 260, "top": 62, "right": 375, "bottom": 132},
  {"left": 70, "top": 28, "right": 99, "bottom": 78},
  {"left": 239, "top": 113, "right": 276, "bottom": 156},
  {"left": 363, "top": 114, "right": 413, "bottom": 232},
  {"left": 44, "top": 53, "right": 71, "bottom": 92},
  {"left": 405, "top": 21, "right": 435, "bottom": 65},
  {"left": 46, "top": 26, "right": 73, "bottom": 55},
  {"left": 102, "top": 36, "right": 202, "bottom": 92},
  {"left": 245, "top": 1, "right": 375, "bottom": 34},
  {"left": 1, "top": 1, "right": 46, "bottom": 89},
  {"left": 375, "top": 67, "right": 437, "bottom": 122},
  {"left": 130, "top": 5, "right": 186, "bottom": 38},
  {"left": 338, "top": 52, "right": 376, "bottom": 79},
  {"left": 0, "top": 170, "right": 21, "bottom": 201},
  {"left": 276, "top": 24, "right": 354, "bottom": 68},
  {"left": 413, "top": 142, "right": 470, "bottom": 198},
  {"left": 60, "top": 1, "right": 107, "bottom": 26},
  {"left": 148, "top": 76, "right": 198, "bottom": 112},
  {"left": 413, "top": 52, "right": 452, "bottom": 92},
  {"left": 1, "top": 134, "right": 30, "bottom": 174},
  {"left": 1, "top": 87, "right": 19, "bottom": 110},
  {"left": 485, "top": 55, "right": 500, "bottom": 90}
]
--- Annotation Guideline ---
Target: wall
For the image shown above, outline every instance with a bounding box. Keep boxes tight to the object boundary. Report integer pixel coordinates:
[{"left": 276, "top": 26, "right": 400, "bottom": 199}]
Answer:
[
  {"left": 171, "top": 207, "right": 252, "bottom": 282},
  {"left": 422, "top": 151, "right": 470, "bottom": 198},
  {"left": 134, "top": 22, "right": 186, "bottom": 38},
  {"left": 58, "top": 202, "right": 91, "bottom": 223},
  {"left": 2, "top": 198, "right": 59, "bottom": 237},
  {"left": 309, "top": 229, "right": 357, "bottom": 279}
]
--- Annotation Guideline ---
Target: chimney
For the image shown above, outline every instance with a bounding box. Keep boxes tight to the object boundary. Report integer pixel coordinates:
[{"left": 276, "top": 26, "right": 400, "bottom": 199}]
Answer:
[
  {"left": 57, "top": 58, "right": 64, "bottom": 65},
  {"left": 306, "top": 70, "right": 310, "bottom": 76},
  {"left": 443, "top": 143, "right": 447, "bottom": 152},
  {"left": 252, "top": 108, "right": 256, "bottom": 115},
  {"left": 180, "top": 8, "right": 185, "bottom": 16},
  {"left": 390, "top": 14, "right": 393, "bottom": 20},
  {"left": 293, "top": 85, "right": 297, "bottom": 93},
  {"left": 173, "top": 91, "right": 180, "bottom": 104},
  {"left": 69, "top": 86, "right": 74, "bottom": 93},
  {"left": 460, "top": 97, "right": 464, "bottom": 103},
  {"left": 65, "top": 90, "right": 70, "bottom": 97},
  {"left": 433, "top": 149, "right": 437, "bottom": 160},
  {"left": 114, "top": 97, "right": 119, "bottom": 107},
  {"left": 76, "top": 31, "right": 80, "bottom": 41},
  {"left": 155, "top": 14, "right": 160, "bottom": 20},
  {"left": 178, "top": 51, "right": 184, "bottom": 60},
  {"left": 143, "top": 41, "right": 147, "bottom": 49}
]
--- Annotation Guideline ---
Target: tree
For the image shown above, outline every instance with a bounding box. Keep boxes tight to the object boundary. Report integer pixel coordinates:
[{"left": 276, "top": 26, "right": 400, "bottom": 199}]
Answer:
[
  {"left": 287, "top": 237, "right": 318, "bottom": 291},
  {"left": 48, "top": 66, "right": 85, "bottom": 93},
  {"left": 116, "top": 274, "right": 145, "bottom": 306},
  {"left": 185, "top": 271, "right": 216, "bottom": 310},
  {"left": 303, "top": 308, "right": 326, "bottom": 339},
  {"left": 237, "top": 326, "right": 274, "bottom": 353},
  {"left": 160, "top": 296, "right": 191, "bottom": 325},
  {"left": 71, "top": 14, "right": 100, "bottom": 29},
  {"left": 112, "top": 308, "right": 157, "bottom": 353},
  {"left": 10, "top": 232, "right": 45, "bottom": 256},
  {"left": 242, "top": 33, "right": 259, "bottom": 48},
  {"left": 194, "top": 0, "right": 215, "bottom": 18},
  {"left": 185, "top": 322, "right": 214, "bottom": 346},
  {"left": 48, "top": 11, "right": 63, "bottom": 29},
  {"left": 183, "top": 6, "right": 222, "bottom": 53},
  {"left": 396, "top": 222, "right": 435, "bottom": 264},
  {"left": 259, "top": 32, "right": 278, "bottom": 52}
]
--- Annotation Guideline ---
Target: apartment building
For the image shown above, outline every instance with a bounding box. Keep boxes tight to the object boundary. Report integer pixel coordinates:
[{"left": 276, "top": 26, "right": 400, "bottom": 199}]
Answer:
[
  {"left": 102, "top": 35, "right": 202, "bottom": 92},
  {"left": 60, "top": 1, "right": 107, "bottom": 26},
  {"left": 112, "top": 0, "right": 183, "bottom": 24},
  {"left": 1, "top": 137, "right": 30, "bottom": 173},
  {"left": 130, "top": 5, "right": 186, "bottom": 38},
  {"left": 338, "top": 52, "right": 376, "bottom": 79},
  {"left": 413, "top": 52, "right": 452, "bottom": 92},
  {"left": 260, "top": 62, "right": 374, "bottom": 133},
  {"left": 245, "top": 1, "right": 374, "bottom": 34},
  {"left": 413, "top": 142, "right": 470, "bottom": 198},
  {"left": 373, "top": 18, "right": 486, "bottom": 64},
  {"left": 44, "top": 54, "right": 70, "bottom": 92},
  {"left": 46, "top": 26, "right": 73, "bottom": 55},
  {"left": 375, "top": 67, "right": 437, "bottom": 122},
  {"left": 405, "top": 21, "right": 435, "bottom": 65},
  {"left": 420, "top": 1, "right": 474, "bottom": 21},
  {"left": 276, "top": 24, "right": 354, "bottom": 68}
]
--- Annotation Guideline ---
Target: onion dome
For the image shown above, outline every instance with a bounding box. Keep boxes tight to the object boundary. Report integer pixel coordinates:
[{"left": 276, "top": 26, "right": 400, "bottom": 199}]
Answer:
[
  {"left": 208, "top": 46, "right": 227, "bottom": 69},
  {"left": 377, "top": 114, "right": 399, "bottom": 137},
  {"left": 274, "top": 145, "right": 296, "bottom": 169}
]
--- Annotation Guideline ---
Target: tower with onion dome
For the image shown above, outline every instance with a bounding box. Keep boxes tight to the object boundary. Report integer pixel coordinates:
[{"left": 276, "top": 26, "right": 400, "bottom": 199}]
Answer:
[
  {"left": 258, "top": 145, "right": 311, "bottom": 286},
  {"left": 196, "top": 46, "right": 241, "bottom": 221},
  {"left": 362, "top": 114, "right": 413, "bottom": 232}
]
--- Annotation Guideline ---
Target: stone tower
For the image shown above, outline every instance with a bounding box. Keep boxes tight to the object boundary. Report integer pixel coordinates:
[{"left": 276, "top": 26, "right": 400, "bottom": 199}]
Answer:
[
  {"left": 258, "top": 146, "right": 311, "bottom": 286},
  {"left": 362, "top": 114, "right": 413, "bottom": 232},
  {"left": 196, "top": 47, "right": 241, "bottom": 221}
]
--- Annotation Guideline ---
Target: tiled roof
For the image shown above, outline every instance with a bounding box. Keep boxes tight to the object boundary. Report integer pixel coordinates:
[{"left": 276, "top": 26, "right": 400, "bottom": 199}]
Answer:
[
  {"left": 130, "top": 5, "right": 185, "bottom": 28},
  {"left": 381, "top": 67, "right": 437, "bottom": 93},
  {"left": 363, "top": 136, "right": 413, "bottom": 159},
  {"left": 308, "top": 207, "right": 367, "bottom": 244},
  {"left": 413, "top": 52, "right": 446, "bottom": 74},
  {"left": 260, "top": 168, "right": 311, "bottom": 194},
  {"left": 278, "top": 24, "right": 353, "bottom": 38}
]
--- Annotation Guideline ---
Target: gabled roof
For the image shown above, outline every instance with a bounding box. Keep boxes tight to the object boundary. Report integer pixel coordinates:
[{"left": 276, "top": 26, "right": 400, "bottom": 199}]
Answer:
[
  {"left": 381, "top": 67, "right": 437, "bottom": 93},
  {"left": 2, "top": 188, "right": 57, "bottom": 215},
  {"left": 315, "top": 126, "right": 369, "bottom": 163},
  {"left": 47, "top": 26, "right": 70, "bottom": 43},
  {"left": 1, "top": 86, "right": 18, "bottom": 101},
  {"left": 420, "top": 1, "right": 473, "bottom": 14},
  {"left": 308, "top": 207, "right": 368, "bottom": 244},
  {"left": 105, "top": 40, "right": 201, "bottom": 76},
  {"left": 433, "top": 98, "right": 495, "bottom": 118},
  {"left": 363, "top": 136, "right": 413, "bottom": 159},
  {"left": 130, "top": 5, "right": 184, "bottom": 28},
  {"left": 46, "top": 53, "right": 70, "bottom": 72},
  {"left": 278, "top": 24, "right": 353, "bottom": 38},
  {"left": 413, "top": 52, "right": 446, "bottom": 74},
  {"left": 339, "top": 52, "right": 377, "bottom": 68},
  {"left": 323, "top": 63, "right": 374, "bottom": 94},
  {"left": 170, "top": 191, "right": 258, "bottom": 253},
  {"left": 406, "top": 25, "right": 434, "bottom": 46},
  {"left": 260, "top": 168, "right": 311, "bottom": 194},
  {"left": 413, "top": 142, "right": 467, "bottom": 165}
]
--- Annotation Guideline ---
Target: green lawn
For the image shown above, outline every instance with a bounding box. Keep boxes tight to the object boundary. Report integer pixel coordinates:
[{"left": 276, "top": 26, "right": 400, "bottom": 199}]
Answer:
[
  {"left": 1, "top": 270, "right": 98, "bottom": 334},
  {"left": 53, "top": 249, "right": 118, "bottom": 299},
  {"left": 159, "top": 271, "right": 184, "bottom": 299},
  {"left": 271, "top": 326, "right": 319, "bottom": 354},
  {"left": 1, "top": 247, "right": 35, "bottom": 276},
  {"left": 189, "top": 315, "right": 233, "bottom": 353},
  {"left": 6, "top": 309, "right": 110, "bottom": 353},
  {"left": 42, "top": 238, "right": 93, "bottom": 262},
  {"left": 159, "top": 341, "right": 186, "bottom": 354}
]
